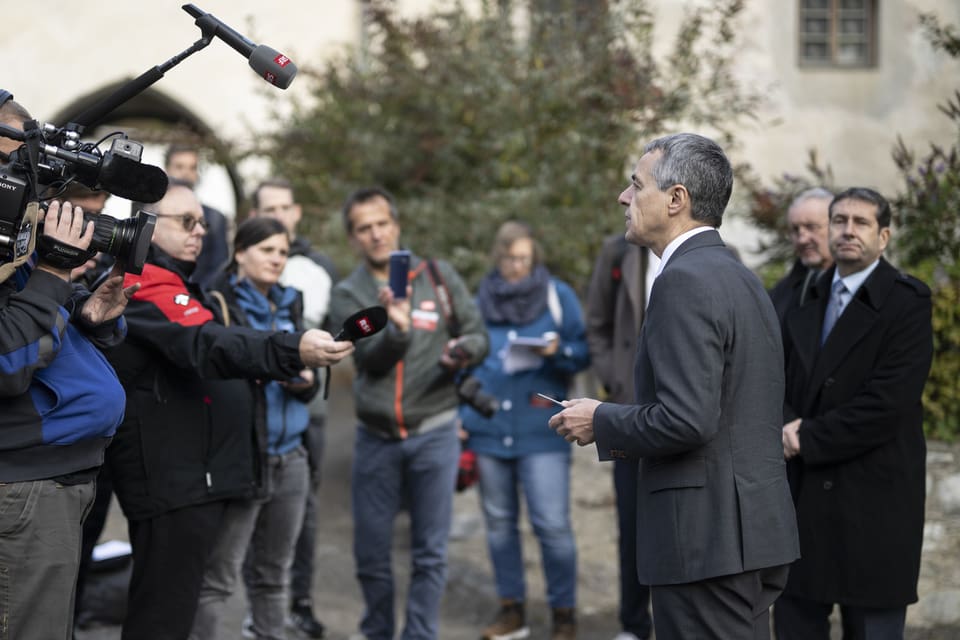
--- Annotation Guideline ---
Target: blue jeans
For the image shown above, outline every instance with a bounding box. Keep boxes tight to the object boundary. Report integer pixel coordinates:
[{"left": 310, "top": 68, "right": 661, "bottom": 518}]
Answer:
[
  {"left": 352, "top": 422, "right": 459, "bottom": 640},
  {"left": 189, "top": 447, "right": 309, "bottom": 640},
  {"left": 476, "top": 451, "right": 577, "bottom": 609},
  {"left": 0, "top": 478, "right": 94, "bottom": 640}
]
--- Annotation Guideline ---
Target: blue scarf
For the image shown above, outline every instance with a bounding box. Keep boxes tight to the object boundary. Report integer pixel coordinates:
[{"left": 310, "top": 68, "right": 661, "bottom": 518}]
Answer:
[
  {"left": 232, "top": 276, "right": 298, "bottom": 333},
  {"left": 475, "top": 264, "right": 550, "bottom": 326}
]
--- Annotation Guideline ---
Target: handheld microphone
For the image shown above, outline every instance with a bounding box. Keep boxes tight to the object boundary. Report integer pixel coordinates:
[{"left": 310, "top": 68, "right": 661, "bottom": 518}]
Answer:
[
  {"left": 334, "top": 306, "right": 388, "bottom": 342},
  {"left": 323, "top": 305, "right": 387, "bottom": 400},
  {"left": 182, "top": 4, "right": 298, "bottom": 89}
]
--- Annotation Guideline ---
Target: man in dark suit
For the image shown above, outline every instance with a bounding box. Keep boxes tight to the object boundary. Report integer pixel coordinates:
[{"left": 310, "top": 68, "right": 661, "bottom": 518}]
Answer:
[
  {"left": 585, "top": 236, "right": 657, "bottom": 640},
  {"left": 769, "top": 188, "right": 834, "bottom": 325},
  {"left": 550, "top": 133, "right": 799, "bottom": 639},
  {"left": 776, "top": 187, "right": 933, "bottom": 639}
]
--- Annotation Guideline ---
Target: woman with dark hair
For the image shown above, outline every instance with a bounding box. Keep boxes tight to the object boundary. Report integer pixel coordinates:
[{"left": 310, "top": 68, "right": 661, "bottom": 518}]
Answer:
[
  {"left": 189, "top": 217, "right": 318, "bottom": 640},
  {"left": 462, "top": 221, "right": 590, "bottom": 640}
]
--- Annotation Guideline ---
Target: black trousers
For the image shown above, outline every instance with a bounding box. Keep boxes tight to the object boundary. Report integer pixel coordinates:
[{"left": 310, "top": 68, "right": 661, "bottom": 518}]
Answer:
[
  {"left": 774, "top": 593, "right": 907, "bottom": 640},
  {"left": 652, "top": 564, "right": 789, "bottom": 640},
  {"left": 122, "top": 501, "right": 225, "bottom": 640},
  {"left": 613, "top": 459, "right": 653, "bottom": 639}
]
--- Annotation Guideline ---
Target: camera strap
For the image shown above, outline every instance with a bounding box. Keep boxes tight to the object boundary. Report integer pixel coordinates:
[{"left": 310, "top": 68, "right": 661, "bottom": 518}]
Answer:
[{"left": 423, "top": 258, "right": 461, "bottom": 337}]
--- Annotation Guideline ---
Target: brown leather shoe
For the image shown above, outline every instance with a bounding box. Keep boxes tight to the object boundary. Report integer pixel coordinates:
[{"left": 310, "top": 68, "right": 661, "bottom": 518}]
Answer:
[{"left": 481, "top": 600, "right": 530, "bottom": 640}]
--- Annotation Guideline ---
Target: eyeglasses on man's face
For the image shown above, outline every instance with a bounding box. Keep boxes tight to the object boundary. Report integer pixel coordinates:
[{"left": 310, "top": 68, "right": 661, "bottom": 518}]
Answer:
[
  {"left": 500, "top": 254, "right": 533, "bottom": 266},
  {"left": 153, "top": 212, "right": 209, "bottom": 232}
]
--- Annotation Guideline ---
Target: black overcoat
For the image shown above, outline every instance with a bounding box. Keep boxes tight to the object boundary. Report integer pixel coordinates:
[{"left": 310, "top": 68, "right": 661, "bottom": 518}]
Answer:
[{"left": 782, "top": 257, "right": 933, "bottom": 607}]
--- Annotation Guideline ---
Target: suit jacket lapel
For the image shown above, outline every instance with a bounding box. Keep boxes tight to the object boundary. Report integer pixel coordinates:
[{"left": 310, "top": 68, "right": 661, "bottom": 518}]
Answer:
[{"left": 805, "top": 259, "right": 896, "bottom": 393}]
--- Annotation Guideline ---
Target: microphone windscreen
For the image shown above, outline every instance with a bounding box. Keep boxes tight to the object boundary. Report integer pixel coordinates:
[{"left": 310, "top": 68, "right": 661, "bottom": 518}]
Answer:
[
  {"left": 335, "top": 306, "right": 387, "bottom": 341},
  {"left": 248, "top": 45, "right": 297, "bottom": 89},
  {"left": 97, "top": 155, "right": 169, "bottom": 202}
]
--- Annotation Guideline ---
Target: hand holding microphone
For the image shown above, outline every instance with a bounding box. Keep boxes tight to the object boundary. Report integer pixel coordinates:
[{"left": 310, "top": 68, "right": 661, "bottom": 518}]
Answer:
[{"left": 298, "top": 329, "right": 354, "bottom": 369}]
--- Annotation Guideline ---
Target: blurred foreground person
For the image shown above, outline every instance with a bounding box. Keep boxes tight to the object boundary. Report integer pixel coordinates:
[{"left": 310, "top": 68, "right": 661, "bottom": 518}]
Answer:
[
  {"left": 190, "top": 217, "right": 318, "bottom": 640},
  {"left": 462, "top": 221, "right": 590, "bottom": 640},
  {"left": 330, "top": 187, "right": 488, "bottom": 640}
]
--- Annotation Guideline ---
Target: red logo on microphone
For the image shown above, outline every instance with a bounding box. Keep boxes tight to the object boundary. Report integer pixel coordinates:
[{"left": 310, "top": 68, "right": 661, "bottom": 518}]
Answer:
[
  {"left": 356, "top": 316, "right": 374, "bottom": 335},
  {"left": 264, "top": 72, "right": 277, "bottom": 84},
  {"left": 274, "top": 54, "right": 291, "bottom": 67}
]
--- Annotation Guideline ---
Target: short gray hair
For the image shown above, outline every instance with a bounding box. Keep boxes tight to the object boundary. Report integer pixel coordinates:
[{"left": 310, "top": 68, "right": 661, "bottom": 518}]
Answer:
[
  {"left": 644, "top": 133, "right": 733, "bottom": 228},
  {"left": 788, "top": 187, "right": 833, "bottom": 212}
]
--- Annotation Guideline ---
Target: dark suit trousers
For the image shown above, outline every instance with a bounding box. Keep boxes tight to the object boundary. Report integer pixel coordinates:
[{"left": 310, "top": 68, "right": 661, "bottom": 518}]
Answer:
[
  {"left": 614, "top": 459, "right": 653, "bottom": 638},
  {"left": 774, "top": 594, "right": 906, "bottom": 640},
  {"left": 651, "top": 564, "right": 789, "bottom": 640}
]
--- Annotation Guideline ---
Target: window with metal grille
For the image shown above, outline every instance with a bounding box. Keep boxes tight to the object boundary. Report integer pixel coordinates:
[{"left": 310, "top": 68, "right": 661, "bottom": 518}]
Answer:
[{"left": 798, "top": 0, "right": 877, "bottom": 68}]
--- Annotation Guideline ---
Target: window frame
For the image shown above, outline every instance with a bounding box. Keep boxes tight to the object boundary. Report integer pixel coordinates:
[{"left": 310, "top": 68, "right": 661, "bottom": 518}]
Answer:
[{"left": 797, "top": 0, "right": 878, "bottom": 69}]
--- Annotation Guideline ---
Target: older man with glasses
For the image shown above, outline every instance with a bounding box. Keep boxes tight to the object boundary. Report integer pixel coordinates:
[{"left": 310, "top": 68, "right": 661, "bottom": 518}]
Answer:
[{"left": 103, "top": 179, "right": 353, "bottom": 640}]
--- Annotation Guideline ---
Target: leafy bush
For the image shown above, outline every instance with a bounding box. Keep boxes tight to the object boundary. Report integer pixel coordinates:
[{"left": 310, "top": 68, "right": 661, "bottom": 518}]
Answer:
[
  {"left": 890, "top": 13, "right": 960, "bottom": 439},
  {"left": 251, "top": 0, "right": 759, "bottom": 291}
]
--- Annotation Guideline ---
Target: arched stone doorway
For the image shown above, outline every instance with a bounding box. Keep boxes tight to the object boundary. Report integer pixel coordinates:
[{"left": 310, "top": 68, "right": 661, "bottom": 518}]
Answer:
[{"left": 51, "top": 83, "right": 242, "bottom": 222}]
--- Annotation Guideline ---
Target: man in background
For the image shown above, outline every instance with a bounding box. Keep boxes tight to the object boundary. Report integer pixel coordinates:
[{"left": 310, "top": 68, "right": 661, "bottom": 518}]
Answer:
[
  {"left": 770, "top": 188, "right": 833, "bottom": 325},
  {"left": 584, "top": 235, "right": 657, "bottom": 640},
  {"left": 330, "top": 187, "right": 488, "bottom": 640},
  {"left": 776, "top": 188, "right": 933, "bottom": 639},
  {"left": 164, "top": 144, "right": 230, "bottom": 288},
  {"left": 248, "top": 177, "right": 338, "bottom": 638}
]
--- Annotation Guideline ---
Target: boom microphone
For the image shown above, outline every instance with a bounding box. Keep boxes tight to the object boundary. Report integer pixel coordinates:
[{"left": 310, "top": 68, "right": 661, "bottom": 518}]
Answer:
[
  {"left": 335, "top": 306, "right": 388, "bottom": 342},
  {"left": 182, "top": 4, "right": 298, "bottom": 89}
]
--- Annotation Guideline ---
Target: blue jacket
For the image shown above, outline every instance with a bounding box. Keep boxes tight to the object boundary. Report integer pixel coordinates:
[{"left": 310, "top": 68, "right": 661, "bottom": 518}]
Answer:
[
  {"left": 461, "top": 278, "right": 590, "bottom": 458},
  {"left": 1, "top": 263, "right": 126, "bottom": 482},
  {"left": 231, "top": 277, "right": 314, "bottom": 455}
]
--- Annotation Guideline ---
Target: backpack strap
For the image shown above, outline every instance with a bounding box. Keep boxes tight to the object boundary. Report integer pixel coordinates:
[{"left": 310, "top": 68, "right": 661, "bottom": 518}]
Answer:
[
  {"left": 424, "top": 258, "right": 461, "bottom": 337},
  {"left": 207, "top": 290, "right": 231, "bottom": 327}
]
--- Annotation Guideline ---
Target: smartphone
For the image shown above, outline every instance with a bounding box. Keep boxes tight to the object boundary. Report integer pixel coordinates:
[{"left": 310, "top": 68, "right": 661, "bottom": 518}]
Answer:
[
  {"left": 388, "top": 250, "right": 411, "bottom": 299},
  {"left": 536, "top": 392, "right": 564, "bottom": 407}
]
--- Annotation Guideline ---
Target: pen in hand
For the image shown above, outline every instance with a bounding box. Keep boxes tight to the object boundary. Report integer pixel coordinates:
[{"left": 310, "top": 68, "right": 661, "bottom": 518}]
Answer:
[{"left": 537, "top": 392, "right": 564, "bottom": 406}]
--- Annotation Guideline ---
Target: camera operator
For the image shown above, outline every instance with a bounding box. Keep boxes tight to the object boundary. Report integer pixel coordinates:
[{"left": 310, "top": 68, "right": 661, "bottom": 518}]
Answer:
[
  {"left": 103, "top": 179, "right": 353, "bottom": 640},
  {"left": 0, "top": 94, "right": 139, "bottom": 640}
]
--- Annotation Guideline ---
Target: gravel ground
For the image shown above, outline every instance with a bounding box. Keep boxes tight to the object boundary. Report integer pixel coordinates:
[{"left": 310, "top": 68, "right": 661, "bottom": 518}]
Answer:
[{"left": 75, "top": 366, "right": 960, "bottom": 639}]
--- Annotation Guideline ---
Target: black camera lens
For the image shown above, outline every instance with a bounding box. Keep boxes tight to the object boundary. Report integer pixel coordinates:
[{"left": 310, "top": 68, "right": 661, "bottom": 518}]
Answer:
[
  {"left": 87, "top": 209, "right": 156, "bottom": 274},
  {"left": 457, "top": 376, "right": 499, "bottom": 418}
]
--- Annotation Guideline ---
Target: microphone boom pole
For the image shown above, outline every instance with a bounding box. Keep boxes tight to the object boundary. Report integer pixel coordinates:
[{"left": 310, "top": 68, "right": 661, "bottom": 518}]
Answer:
[{"left": 71, "top": 37, "right": 213, "bottom": 132}]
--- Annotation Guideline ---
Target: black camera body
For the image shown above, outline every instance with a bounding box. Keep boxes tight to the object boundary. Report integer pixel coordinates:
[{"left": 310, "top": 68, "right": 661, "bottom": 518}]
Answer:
[{"left": 0, "top": 125, "right": 161, "bottom": 275}]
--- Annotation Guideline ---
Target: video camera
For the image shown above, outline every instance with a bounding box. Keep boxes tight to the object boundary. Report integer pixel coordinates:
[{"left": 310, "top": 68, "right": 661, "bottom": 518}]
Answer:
[
  {"left": 0, "top": 103, "right": 163, "bottom": 275},
  {"left": 0, "top": 4, "right": 300, "bottom": 280}
]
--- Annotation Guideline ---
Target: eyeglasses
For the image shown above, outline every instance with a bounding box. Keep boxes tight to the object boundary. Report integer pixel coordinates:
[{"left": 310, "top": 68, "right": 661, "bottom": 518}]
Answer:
[
  {"left": 154, "top": 213, "right": 209, "bottom": 232},
  {"left": 501, "top": 255, "right": 533, "bottom": 266}
]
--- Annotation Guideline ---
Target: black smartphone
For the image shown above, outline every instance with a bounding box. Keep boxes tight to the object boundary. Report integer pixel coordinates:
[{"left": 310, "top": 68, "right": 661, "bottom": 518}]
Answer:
[{"left": 388, "top": 250, "right": 411, "bottom": 299}]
